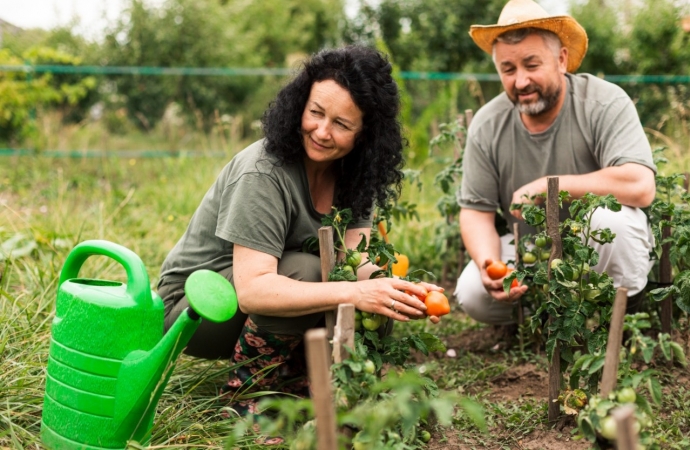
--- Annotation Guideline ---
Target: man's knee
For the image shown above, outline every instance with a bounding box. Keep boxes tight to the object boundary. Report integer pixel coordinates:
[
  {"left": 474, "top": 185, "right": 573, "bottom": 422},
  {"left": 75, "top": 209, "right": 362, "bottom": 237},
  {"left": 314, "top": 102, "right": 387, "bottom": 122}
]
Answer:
[{"left": 455, "top": 262, "right": 514, "bottom": 325}]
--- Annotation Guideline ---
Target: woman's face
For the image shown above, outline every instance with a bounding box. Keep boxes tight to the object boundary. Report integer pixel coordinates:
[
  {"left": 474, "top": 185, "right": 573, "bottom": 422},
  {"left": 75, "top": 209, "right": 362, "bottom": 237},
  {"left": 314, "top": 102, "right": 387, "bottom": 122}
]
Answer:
[{"left": 301, "top": 79, "right": 363, "bottom": 166}]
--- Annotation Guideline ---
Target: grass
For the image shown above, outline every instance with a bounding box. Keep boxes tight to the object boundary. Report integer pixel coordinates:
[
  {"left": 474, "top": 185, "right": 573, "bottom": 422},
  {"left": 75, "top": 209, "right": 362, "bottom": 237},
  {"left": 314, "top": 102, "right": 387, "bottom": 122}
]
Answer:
[{"left": 2, "top": 126, "right": 690, "bottom": 449}]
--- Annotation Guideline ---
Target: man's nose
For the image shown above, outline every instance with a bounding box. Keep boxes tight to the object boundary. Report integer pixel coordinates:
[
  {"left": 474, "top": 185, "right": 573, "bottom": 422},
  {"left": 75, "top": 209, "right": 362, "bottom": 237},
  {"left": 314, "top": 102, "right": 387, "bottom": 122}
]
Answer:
[{"left": 515, "top": 69, "right": 531, "bottom": 90}]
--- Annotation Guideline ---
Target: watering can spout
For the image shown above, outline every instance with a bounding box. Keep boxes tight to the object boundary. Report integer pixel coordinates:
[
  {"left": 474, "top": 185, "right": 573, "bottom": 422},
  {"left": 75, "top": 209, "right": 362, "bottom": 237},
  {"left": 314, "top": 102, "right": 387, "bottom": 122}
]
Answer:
[
  {"left": 113, "top": 309, "right": 201, "bottom": 440},
  {"left": 114, "top": 269, "right": 239, "bottom": 442}
]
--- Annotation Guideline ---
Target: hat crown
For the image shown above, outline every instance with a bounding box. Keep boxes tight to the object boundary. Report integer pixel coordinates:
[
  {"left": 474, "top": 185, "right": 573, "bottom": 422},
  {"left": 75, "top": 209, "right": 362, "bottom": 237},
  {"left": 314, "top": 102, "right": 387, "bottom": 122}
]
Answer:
[{"left": 498, "top": 0, "right": 551, "bottom": 26}]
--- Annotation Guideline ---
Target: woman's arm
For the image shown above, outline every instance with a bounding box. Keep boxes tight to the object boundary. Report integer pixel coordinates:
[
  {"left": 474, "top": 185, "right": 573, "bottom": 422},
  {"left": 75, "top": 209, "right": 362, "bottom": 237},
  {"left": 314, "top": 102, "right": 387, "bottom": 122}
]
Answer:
[{"left": 232, "top": 243, "right": 430, "bottom": 321}]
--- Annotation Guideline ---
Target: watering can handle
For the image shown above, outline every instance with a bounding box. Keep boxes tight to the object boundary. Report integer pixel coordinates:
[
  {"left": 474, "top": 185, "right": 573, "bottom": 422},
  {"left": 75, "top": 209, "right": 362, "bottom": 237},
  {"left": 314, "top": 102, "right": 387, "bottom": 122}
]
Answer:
[{"left": 59, "top": 240, "right": 153, "bottom": 306}]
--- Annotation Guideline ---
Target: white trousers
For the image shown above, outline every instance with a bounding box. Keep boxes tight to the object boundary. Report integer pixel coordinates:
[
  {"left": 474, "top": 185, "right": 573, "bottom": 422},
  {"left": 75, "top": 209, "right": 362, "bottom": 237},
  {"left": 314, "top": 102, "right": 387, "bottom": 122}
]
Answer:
[{"left": 454, "top": 206, "right": 655, "bottom": 325}]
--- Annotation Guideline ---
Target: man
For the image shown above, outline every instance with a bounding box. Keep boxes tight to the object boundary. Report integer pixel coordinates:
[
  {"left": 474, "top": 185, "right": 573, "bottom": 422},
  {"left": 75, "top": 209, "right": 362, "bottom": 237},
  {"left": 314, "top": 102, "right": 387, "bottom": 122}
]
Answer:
[{"left": 454, "top": 0, "right": 656, "bottom": 325}]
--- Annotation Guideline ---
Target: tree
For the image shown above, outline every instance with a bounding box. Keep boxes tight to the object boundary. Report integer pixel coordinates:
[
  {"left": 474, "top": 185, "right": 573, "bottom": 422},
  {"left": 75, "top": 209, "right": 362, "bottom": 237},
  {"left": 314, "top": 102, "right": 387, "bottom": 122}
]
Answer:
[{"left": 101, "top": 0, "right": 345, "bottom": 131}]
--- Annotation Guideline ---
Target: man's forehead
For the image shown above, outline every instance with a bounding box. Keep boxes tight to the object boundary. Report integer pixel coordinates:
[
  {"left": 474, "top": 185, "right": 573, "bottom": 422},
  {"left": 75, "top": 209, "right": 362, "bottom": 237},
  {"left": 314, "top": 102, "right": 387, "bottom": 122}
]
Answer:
[
  {"left": 498, "top": 53, "right": 542, "bottom": 66},
  {"left": 495, "top": 36, "right": 551, "bottom": 60}
]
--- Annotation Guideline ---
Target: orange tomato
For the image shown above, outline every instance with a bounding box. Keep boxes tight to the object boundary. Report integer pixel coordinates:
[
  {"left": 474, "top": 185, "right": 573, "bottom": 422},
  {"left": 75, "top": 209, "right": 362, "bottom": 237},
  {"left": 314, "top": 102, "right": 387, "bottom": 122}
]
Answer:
[
  {"left": 405, "top": 289, "right": 426, "bottom": 302},
  {"left": 425, "top": 291, "right": 450, "bottom": 317},
  {"left": 392, "top": 253, "right": 409, "bottom": 277},
  {"left": 486, "top": 259, "right": 508, "bottom": 280}
]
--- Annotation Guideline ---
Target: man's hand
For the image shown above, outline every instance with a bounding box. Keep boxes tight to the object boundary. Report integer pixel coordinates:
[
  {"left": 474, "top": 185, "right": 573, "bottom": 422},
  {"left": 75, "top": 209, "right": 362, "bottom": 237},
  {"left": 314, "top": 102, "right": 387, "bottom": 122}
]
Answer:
[
  {"left": 480, "top": 259, "right": 528, "bottom": 302},
  {"left": 510, "top": 177, "right": 547, "bottom": 219}
]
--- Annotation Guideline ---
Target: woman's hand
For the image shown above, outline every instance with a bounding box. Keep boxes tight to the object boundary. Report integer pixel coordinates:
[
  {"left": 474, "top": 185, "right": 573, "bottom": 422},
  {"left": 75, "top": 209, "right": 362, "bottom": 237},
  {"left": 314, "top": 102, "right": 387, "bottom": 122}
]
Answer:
[{"left": 350, "top": 278, "right": 443, "bottom": 323}]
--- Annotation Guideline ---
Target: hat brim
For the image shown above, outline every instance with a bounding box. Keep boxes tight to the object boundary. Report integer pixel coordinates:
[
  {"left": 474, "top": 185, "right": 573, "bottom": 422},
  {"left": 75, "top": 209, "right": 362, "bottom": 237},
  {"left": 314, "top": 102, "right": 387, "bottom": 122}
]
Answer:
[{"left": 470, "top": 16, "right": 588, "bottom": 73}]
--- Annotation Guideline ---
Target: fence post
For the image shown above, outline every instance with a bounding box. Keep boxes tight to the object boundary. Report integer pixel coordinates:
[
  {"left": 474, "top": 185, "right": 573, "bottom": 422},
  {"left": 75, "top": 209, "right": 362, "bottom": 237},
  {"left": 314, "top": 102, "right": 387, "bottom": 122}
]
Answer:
[
  {"left": 546, "top": 176, "right": 562, "bottom": 422},
  {"left": 319, "top": 226, "right": 337, "bottom": 339},
  {"left": 600, "top": 288, "right": 629, "bottom": 398}
]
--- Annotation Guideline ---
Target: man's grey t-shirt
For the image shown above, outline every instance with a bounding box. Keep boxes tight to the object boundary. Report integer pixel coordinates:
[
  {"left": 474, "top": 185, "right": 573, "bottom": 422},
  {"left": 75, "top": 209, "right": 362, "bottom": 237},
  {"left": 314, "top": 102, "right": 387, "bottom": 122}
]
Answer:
[
  {"left": 458, "top": 73, "right": 656, "bottom": 235},
  {"left": 159, "top": 139, "right": 371, "bottom": 285}
]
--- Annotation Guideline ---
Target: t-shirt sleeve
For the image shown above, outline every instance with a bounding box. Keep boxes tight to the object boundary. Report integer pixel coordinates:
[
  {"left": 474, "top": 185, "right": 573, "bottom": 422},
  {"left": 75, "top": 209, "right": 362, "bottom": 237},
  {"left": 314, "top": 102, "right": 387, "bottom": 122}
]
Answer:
[
  {"left": 215, "top": 172, "right": 288, "bottom": 259},
  {"left": 457, "top": 133, "right": 501, "bottom": 212},
  {"left": 351, "top": 206, "right": 374, "bottom": 229},
  {"left": 594, "top": 97, "right": 656, "bottom": 173}
]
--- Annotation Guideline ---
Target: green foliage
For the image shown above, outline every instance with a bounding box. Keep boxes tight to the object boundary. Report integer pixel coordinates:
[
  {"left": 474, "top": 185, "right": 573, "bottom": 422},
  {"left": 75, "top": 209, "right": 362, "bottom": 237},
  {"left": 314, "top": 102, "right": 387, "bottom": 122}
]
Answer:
[
  {"left": 345, "top": 0, "right": 503, "bottom": 73},
  {"left": 101, "top": 0, "right": 344, "bottom": 131},
  {"left": 570, "top": 0, "right": 623, "bottom": 76},
  {"left": 0, "top": 47, "right": 95, "bottom": 145}
]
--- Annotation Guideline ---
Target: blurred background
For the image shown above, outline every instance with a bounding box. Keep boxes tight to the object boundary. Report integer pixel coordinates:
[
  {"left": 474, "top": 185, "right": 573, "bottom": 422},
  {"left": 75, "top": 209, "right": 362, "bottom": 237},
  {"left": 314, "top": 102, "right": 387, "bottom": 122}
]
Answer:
[{"left": 1, "top": 0, "right": 689, "bottom": 162}]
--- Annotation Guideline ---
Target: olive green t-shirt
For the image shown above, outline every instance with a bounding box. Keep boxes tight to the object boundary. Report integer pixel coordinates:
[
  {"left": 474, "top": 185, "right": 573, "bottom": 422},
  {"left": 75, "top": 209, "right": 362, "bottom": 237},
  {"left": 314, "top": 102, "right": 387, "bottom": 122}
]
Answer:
[
  {"left": 159, "top": 139, "right": 371, "bottom": 284},
  {"left": 458, "top": 73, "right": 656, "bottom": 235}
]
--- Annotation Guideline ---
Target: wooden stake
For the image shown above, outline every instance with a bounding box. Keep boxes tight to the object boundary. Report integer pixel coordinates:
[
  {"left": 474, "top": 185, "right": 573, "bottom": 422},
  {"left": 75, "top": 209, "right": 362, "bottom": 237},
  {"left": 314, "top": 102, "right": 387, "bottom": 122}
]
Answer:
[
  {"left": 319, "top": 227, "right": 337, "bottom": 339},
  {"left": 660, "top": 215, "right": 672, "bottom": 336},
  {"left": 305, "top": 329, "right": 338, "bottom": 450},
  {"left": 513, "top": 222, "right": 524, "bottom": 352},
  {"left": 612, "top": 404, "right": 639, "bottom": 450},
  {"left": 464, "top": 109, "right": 474, "bottom": 128},
  {"left": 332, "top": 304, "right": 355, "bottom": 363},
  {"left": 600, "top": 288, "right": 629, "bottom": 398},
  {"left": 546, "top": 177, "right": 562, "bottom": 422}
]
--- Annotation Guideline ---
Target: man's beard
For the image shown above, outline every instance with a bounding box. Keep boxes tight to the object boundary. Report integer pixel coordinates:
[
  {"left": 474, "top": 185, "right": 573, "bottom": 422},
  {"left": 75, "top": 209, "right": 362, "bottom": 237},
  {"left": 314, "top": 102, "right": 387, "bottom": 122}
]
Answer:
[{"left": 512, "top": 83, "right": 561, "bottom": 116}]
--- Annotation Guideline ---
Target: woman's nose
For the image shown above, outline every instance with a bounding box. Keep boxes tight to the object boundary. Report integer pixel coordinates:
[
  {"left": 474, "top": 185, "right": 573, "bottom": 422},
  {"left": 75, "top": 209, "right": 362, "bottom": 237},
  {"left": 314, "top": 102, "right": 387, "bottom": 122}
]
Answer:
[{"left": 314, "top": 120, "right": 331, "bottom": 140}]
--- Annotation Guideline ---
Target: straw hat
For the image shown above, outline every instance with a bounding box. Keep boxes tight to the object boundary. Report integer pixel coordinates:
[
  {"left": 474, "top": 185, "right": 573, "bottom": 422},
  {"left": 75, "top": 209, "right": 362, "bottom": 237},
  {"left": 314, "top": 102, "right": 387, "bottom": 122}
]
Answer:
[{"left": 469, "top": 0, "right": 588, "bottom": 73}]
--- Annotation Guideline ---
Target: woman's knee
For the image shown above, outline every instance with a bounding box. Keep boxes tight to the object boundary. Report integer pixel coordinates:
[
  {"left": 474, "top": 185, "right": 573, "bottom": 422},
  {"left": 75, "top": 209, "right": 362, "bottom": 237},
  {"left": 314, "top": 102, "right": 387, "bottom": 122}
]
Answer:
[{"left": 278, "top": 251, "right": 321, "bottom": 282}]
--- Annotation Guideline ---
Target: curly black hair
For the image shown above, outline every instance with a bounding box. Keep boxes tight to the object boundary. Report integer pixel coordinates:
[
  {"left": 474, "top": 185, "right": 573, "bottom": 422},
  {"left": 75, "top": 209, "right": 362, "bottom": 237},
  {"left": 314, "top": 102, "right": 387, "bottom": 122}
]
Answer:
[{"left": 261, "top": 45, "right": 405, "bottom": 220}]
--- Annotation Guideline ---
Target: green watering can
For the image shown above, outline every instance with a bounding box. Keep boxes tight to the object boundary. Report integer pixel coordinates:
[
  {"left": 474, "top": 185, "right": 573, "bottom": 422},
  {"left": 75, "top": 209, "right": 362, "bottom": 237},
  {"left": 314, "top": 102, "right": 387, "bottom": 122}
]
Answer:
[{"left": 41, "top": 240, "right": 238, "bottom": 449}]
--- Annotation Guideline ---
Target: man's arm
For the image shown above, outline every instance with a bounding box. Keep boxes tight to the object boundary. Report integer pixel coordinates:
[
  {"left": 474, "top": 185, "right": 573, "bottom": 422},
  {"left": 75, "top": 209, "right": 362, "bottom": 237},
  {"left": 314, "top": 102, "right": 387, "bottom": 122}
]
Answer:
[
  {"left": 460, "top": 208, "right": 527, "bottom": 302},
  {"left": 509, "top": 163, "right": 656, "bottom": 219}
]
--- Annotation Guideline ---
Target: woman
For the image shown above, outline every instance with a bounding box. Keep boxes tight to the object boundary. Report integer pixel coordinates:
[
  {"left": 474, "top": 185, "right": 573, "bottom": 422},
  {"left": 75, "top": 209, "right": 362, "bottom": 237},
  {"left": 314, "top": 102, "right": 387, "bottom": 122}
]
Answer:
[{"left": 158, "top": 45, "right": 442, "bottom": 412}]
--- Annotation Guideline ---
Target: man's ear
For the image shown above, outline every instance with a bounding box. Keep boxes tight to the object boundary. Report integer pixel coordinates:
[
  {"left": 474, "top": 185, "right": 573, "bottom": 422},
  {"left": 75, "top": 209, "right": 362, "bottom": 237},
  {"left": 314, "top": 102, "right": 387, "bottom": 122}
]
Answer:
[{"left": 559, "top": 47, "right": 568, "bottom": 74}]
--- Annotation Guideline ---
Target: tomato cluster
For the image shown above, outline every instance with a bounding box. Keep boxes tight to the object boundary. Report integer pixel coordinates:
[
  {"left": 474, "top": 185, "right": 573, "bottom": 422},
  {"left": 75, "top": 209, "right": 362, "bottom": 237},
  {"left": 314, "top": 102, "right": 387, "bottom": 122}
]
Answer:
[
  {"left": 521, "top": 233, "right": 553, "bottom": 265},
  {"left": 485, "top": 259, "right": 520, "bottom": 289},
  {"left": 354, "top": 310, "right": 389, "bottom": 332}
]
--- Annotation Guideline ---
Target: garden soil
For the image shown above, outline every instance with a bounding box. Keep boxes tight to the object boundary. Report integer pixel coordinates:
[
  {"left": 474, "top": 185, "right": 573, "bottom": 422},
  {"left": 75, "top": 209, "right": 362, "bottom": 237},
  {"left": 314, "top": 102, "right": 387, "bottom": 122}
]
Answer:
[
  {"left": 423, "top": 279, "right": 590, "bottom": 449},
  {"left": 425, "top": 320, "right": 590, "bottom": 449}
]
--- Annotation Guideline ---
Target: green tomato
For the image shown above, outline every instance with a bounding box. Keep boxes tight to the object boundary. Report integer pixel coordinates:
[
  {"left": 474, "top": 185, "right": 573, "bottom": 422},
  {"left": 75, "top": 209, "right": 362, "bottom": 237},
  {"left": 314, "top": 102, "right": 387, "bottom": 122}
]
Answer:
[
  {"left": 346, "top": 251, "right": 362, "bottom": 268},
  {"left": 535, "top": 236, "right": 547, "bottom": 248},
  {"left": 522, "top": 251, "right": 537, "bottom": 264},
  {"left": 361, "top": 311, "right": 373, "bottom": 319},
  {"left": 342, "top": 264, "right": 354, "bottom": 274},
  {"left": 616, "top": 387, "right": 637, "bottom": 404},
  {"left": 542, "top": 284, "right": 549, "bottom": 293},
  {"left": 540, "top": 251, "right": 551, "bottom": 261},
  {"left": 599, "top": 415, "right": 617, "bottom": 440},
  {"left": 363, "top": 360, "right": 376, "bottom": 374},
  {"left": 362, "top": 316, "right": 382, "bottom": 331},
  {"left": 570, "top": 268, "right": 581, "bottom": 281},
  {"left": 354, "top": 310, "right": 362, "bottom": 320},
  {"left": 581, "top": 263, "right": 591, "bottom": 273},
  {"left": 419, "top": 430, "right": 431, "bottom": 443},
  {"left": 584, "top": 288, "right": 601, "bottom": 301},
  {"left": 550, "top": 258, "right": 563, "bottom": 270}
]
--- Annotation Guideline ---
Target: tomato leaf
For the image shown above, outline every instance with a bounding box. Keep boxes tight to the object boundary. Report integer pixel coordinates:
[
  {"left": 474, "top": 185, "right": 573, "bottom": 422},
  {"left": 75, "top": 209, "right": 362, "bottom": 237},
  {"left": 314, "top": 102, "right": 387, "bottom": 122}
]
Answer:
[{"left": 648, "top": 377, "right": 662, "bottom": 405}]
